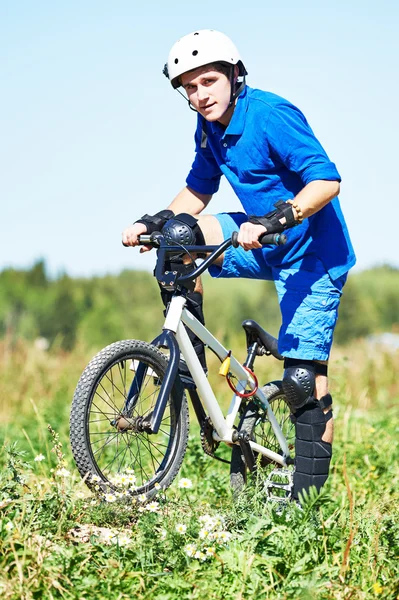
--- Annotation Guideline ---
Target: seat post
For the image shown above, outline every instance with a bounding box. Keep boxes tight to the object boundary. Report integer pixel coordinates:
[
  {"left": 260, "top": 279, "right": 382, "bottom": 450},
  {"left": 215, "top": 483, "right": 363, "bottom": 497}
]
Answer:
[{"left": 244, "top": 341, "right": 258, "bottom": 371}]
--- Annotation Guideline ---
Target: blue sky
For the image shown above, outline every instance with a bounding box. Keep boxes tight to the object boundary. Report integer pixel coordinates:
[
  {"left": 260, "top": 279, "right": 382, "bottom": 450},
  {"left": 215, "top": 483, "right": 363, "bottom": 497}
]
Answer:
[{"left": 1, "top": 0, "right": 398, "bottom": 277}]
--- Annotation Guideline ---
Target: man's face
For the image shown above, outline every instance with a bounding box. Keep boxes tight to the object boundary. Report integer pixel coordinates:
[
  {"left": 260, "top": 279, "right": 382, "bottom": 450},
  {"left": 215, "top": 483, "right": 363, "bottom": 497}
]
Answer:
[{"left": 181, "top": 66, "right": 232, "bottom": 124}]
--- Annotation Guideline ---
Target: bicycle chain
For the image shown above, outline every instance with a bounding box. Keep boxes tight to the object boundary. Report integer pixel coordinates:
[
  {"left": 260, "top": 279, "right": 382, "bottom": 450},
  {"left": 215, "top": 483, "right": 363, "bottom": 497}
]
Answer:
[{"left": 200, "top": 416, "right": 230, "bottom": 464}]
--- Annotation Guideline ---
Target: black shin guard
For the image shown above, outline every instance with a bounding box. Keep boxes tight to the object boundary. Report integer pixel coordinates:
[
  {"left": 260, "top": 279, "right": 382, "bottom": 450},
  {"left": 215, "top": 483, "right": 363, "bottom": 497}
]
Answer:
[{"left": 292, "top": 399, "right": 332, "bottom": 501}]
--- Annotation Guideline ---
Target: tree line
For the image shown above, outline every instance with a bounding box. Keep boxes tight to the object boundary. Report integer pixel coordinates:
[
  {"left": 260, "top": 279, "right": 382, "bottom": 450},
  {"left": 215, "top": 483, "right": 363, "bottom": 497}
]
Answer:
[{"left": 0, "top": 260, "right": 398, "bottom": 351}]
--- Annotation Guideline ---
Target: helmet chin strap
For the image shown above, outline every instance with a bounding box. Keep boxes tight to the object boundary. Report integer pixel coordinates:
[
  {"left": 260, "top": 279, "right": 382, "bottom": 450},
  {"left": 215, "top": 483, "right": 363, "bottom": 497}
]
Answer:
[{"left": 228, "top": 65, "right": 246, "bottom": 107}]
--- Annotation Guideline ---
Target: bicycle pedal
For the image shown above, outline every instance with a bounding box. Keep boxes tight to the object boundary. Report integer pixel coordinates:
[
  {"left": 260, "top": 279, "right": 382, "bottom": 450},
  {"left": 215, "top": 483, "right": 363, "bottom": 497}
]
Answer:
[{"left": 264, "top": 468, "right": 293, "bottom": 500}]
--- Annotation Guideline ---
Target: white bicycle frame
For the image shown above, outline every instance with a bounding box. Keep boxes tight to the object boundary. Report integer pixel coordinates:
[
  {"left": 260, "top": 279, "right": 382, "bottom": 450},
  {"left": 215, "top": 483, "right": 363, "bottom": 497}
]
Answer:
[{"left": 164, "top": 295, "right": 291, "bottom": 467}]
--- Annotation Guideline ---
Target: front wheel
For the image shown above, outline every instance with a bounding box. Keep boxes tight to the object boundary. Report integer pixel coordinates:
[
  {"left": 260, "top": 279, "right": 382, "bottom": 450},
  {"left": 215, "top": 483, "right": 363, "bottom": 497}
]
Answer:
[
  {"left": 230, "top": 381, "right": 295, "bottom": 497},
  {"left": 70, "top": 340, "right": 189, "bottom": 499}
]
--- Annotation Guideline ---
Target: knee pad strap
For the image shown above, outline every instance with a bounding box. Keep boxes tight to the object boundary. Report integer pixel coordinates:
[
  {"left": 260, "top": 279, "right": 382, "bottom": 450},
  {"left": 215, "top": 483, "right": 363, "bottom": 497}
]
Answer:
[{"left": 292, "top": 400, "right": 332, "bottom": 500}]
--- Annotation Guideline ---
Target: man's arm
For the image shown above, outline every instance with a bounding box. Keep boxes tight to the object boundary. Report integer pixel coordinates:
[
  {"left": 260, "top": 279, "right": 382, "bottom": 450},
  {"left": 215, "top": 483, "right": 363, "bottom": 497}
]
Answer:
[
  {"left": 238, "top": 179, "right": 340, "bottom": 251},
  {"left": 122, "top": 186, "right": 212, "bottom": 248},
  {"left": 291, "top": 180, "right": 340, "bottom": 219},
  {"left": 166, "top": 186, "right": 213, "bottom": 217}
]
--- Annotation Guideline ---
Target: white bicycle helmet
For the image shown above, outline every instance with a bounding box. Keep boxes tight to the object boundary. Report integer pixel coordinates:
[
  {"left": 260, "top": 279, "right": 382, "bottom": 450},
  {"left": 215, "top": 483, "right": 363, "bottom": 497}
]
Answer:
[{"left": 164, "top": 29, "right": 247, "bottom": 89}]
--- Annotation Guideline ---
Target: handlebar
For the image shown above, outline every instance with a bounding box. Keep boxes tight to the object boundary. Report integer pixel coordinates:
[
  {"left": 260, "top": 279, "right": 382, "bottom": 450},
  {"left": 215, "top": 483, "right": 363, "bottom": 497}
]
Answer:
[
  {"left": 132, "top": 230, "right": 287, "bottom": 290},
  {"left": 137, "top": 230, "right": 287, "bottom": 249}
]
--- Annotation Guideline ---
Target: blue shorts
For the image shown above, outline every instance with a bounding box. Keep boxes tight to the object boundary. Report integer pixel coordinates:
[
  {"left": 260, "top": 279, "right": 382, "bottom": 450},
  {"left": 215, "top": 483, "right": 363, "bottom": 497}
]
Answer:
[{"left": 208, "top": 212, "right": 347, "bottom": 361}]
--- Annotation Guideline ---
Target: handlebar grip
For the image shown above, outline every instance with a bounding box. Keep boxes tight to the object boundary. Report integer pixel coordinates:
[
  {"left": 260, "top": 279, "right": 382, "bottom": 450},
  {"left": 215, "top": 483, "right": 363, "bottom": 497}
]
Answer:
[
  {"left": 231, "top": 231, "right": 239, "bottom": 248},
  {"left": 231, "top": 231, "right": 287, "bottom": 247},
  {"left": 259, "top": 232, "right": 287, "bottom": 246}
]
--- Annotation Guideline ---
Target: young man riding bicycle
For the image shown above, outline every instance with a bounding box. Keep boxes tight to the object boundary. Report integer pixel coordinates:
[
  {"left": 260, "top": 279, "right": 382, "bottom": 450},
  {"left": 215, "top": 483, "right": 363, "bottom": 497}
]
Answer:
[{"left": 122, "top": 29, "right": 356, "bottom": 502}]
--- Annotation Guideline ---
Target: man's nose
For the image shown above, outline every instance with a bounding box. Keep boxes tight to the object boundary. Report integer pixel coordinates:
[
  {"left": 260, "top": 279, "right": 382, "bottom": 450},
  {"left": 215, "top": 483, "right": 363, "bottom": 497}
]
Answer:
[{"left": 196, "top": 85, "right": 208, "bottom": 103}]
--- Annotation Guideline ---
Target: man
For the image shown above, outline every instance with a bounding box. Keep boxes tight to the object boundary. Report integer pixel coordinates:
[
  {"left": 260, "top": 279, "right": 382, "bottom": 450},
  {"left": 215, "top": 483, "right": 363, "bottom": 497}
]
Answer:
[{"left": 122, "top": 30, "right": 356, "bottom": 501}]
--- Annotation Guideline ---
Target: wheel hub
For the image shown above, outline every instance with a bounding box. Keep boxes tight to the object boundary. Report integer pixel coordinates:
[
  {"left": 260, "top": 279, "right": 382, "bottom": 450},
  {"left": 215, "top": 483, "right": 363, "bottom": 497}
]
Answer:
[{"left": 114, "top": 415, "right": 151, "bottom": 433}]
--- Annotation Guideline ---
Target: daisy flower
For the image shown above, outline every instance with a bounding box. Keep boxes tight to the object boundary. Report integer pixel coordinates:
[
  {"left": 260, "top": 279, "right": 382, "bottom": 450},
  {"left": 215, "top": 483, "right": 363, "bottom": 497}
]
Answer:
[
  {"left": 178, "top": 478, "right": 193, "bottom": 489},
  {"left": 145, "top": 501, "right": 160, "bottom": 513},
  {"left": 185, "top": 544, "right": 196, "bottom": 557},
  {"left": 175, "top": 523, "right": 187, "bottom": 534},
  {"left": 104, "top": 493, "right": 117, "bottom": 503},
  {"left": 34, "top": 454, "right": 45, "bottom": 462},
  {"left": 199, "top": 527, "right": 210, "bottom": 539}
]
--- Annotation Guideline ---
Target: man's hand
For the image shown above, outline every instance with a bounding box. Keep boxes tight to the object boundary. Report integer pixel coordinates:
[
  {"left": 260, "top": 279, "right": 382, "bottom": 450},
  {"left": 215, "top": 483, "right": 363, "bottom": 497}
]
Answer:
[
  {"left": 122, "top": 223, "right": 152, "bottom": 253},
  {"left": 237, "top": 222, "right": 267, "bottom": 251}
]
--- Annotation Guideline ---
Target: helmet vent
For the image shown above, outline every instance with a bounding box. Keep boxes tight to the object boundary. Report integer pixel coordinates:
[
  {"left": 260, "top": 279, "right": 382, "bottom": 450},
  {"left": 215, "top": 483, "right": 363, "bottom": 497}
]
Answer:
[
  {"left": 192, "top": 50, "right": 198, "bottom": 56},
  {"left": 174, "top": 58, "right": 179, "bottom": 64},
  {"left": 194, "top": 32, "right": 199, "bottom": 35}
]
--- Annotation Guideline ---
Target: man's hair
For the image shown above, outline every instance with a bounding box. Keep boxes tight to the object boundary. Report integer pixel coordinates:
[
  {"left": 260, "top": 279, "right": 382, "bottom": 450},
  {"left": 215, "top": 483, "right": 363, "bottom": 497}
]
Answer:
[
  {"left": 181, "top": 61, "right": 233, "bottom": 84},
  {"left": 206, "top": 61, "right": 233, "bottom": 78}
]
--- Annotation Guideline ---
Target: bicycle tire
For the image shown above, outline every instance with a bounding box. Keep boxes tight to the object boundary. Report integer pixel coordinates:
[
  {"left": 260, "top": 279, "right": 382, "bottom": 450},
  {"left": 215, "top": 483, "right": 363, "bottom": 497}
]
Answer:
[
  {"left": 70, "top": 340, "right": 189, "bottom": 499},
  {"left": 230, "top": 381, "right": 295, "bottom": 497}
]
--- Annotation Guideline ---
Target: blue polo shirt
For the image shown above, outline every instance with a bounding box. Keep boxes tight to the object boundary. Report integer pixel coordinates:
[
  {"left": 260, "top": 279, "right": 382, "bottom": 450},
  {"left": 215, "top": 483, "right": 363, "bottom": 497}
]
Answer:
[{"left": 186, "top": 85, "right": 356, "bottom": 281}]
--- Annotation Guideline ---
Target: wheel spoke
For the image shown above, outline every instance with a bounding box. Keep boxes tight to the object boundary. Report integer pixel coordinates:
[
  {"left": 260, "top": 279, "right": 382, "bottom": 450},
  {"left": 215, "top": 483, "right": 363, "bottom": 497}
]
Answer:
[{"left": 71, "top": 343, "right": 187, "bottom": 497}]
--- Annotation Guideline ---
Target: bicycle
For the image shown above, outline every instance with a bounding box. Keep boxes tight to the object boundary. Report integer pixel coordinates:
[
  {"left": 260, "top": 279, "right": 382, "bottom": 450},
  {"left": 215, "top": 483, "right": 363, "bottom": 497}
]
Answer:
[{"left": 70, "top": 231, "right": 295, "bottom": 501}]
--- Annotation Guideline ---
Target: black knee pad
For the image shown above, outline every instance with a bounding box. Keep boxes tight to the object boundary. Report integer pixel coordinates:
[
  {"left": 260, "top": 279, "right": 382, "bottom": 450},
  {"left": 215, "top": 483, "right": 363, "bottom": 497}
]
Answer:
[
  {"left": 282, "top": 359, "right": 328, "bottom": 412},
  {"left": 161, "top": 213, "right": 206, "bottom": 257},
  {"left": 292, "top": 395, "right": 333, "bottom": 501}
]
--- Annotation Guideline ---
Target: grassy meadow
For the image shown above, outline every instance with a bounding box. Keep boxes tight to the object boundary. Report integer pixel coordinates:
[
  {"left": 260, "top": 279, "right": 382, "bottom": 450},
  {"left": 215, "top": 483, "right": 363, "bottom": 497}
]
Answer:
[{"left": 0, "top": 337, "right": 398, "bottom": 599}]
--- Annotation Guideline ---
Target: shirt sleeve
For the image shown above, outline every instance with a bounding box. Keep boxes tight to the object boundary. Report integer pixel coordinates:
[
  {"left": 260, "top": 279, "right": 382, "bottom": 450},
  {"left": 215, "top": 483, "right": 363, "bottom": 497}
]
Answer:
[
  {"left": 265, "top": 103, "right": 341, "bottom": 185},
  {"left": 186, "top": 116, "right": 222, "bottom": 195}
]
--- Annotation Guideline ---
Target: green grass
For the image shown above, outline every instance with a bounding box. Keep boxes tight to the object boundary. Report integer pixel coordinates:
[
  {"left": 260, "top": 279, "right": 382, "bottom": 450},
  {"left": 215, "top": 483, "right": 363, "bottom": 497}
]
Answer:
[{"left": 0, "top": 339, "right": 398, "bottom": 599}]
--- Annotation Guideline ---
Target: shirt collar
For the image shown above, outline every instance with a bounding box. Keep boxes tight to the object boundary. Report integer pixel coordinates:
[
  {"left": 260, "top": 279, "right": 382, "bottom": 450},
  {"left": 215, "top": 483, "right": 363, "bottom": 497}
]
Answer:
[{"left": 208, "top": 85, "right": 249, "bottom": 138}]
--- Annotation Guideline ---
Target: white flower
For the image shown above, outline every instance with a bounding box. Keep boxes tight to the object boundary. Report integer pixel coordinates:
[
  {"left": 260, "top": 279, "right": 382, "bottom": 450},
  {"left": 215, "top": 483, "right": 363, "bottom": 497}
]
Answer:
[
  {"left": 117, "top": 474, "right": 130, "bottom": 487},
  {"left": 154, "top": 482, "right": 161, "bottom": 490},
  {"left": 125, "top": 468, "right": 135, "bottom": 474},
  {"left": 194, "top": 550, "right": 206, "bottom": 561},
  {"left": 205, "top": 546, "right": 216, "bottom": 556},
  {"left": 117, "top": 534, "right": 131, "bottom": 546},
  {"left": 185, "top": 544, "right": 196, "bottom": 557},
  {"left": 175, "top": 523, "right": 187, "bottom": 534},
  {"left": 127, "top": 474, "right": 136, "bottom": 485},
  {"left": 75, "top": 491, "right": 85, "bottom": 499},
  {"left": 34, "top": 454, "right": 45, "bottom": 462},
  {"left": 160, "top": 529, "right": 167, "bottom": 540},
  {"left": 199, "top": 527, "right": 210, "bottom": 539},
  {"left": 55, "top": 468, "right": 71, "bottom": 478},
  {"left": 5, "top": 522, "right": 14, "bottom": 532},
  {"left": 178, "top": 478, "right": 193, "bottom": 489},
  {"left": 91, "top": 474, "right": 101, "bottom": 483},
  {"left": 90, "top": 499, "right": 97, "bottom": 505},
  {"left": 145, "top": 501, "right": 160, "bottom": 513},
  {"left": 138, "top": 494, "right": 147, "bottom": 503},
  {"left": 104, "top": 493, "right": 117, "bottom": 503},
  {"left": 216, "top": 530, "right": 232, "bottom": 543},
  {"left": 101, "top": 529, "right": 116, "bottom": 542}
]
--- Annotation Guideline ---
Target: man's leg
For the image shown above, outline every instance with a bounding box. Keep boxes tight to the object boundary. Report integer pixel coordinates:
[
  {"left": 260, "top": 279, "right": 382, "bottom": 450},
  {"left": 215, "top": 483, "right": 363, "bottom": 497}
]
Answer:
[
  {"left": 315, "top": 362, "right": 333, "bottom": 445},
  {"left": 274, "top": 261, "right": 345, "bottom": 501},
  {"left": 282, "top": 359, "right": 333, "bottom": 501}
]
